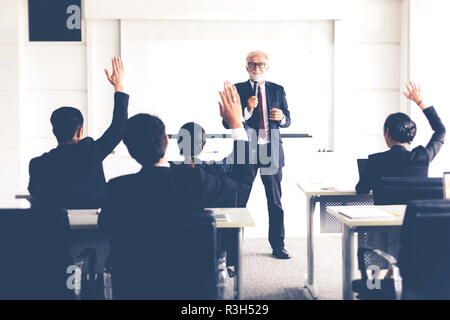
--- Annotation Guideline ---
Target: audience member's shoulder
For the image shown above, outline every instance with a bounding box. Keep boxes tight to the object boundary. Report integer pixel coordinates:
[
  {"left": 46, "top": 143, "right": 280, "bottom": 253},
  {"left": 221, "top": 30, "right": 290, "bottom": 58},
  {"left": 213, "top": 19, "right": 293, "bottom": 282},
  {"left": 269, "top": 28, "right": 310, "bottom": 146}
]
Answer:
[
  {"left": 368, "top": 149, "right": 390, "bottom": 161},
  {"left": 29, "top": 147, "right": 57, "bottom": 166},
  {"left": 410, "top": 145, "right": 429, "bottom": 159},
  {"left": 107, "top": 173, "right": 138, "bottom": 187}
]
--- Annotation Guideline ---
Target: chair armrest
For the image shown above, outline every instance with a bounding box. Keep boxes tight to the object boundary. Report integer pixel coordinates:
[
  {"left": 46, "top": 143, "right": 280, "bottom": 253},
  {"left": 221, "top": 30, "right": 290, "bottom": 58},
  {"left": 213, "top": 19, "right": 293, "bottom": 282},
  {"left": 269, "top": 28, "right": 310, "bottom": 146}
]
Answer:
[
  {"left": 360, "top": 247, "right": 397, "bottom": 265},
  {"left": 358, "top": 247, "right": 402, "bottom": 300}
]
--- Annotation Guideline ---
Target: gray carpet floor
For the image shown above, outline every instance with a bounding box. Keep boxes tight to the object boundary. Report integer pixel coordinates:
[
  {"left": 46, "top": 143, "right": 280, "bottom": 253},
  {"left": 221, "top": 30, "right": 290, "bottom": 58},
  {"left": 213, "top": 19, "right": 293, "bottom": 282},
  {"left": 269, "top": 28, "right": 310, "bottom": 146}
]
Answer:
[{"left": 226, "top": 236, "right": 344, "bottom": 300}]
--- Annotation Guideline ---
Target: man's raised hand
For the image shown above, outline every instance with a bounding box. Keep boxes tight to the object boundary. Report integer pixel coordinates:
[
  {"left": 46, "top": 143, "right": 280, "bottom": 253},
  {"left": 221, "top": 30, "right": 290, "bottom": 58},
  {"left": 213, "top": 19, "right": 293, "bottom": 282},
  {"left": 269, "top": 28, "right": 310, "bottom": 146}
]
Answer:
[
  {"left": 105, "top": 56, "right": 124, "bottom": 92},
  {"left": 219, "top": 81, "right": 243, "bottom": 129}
]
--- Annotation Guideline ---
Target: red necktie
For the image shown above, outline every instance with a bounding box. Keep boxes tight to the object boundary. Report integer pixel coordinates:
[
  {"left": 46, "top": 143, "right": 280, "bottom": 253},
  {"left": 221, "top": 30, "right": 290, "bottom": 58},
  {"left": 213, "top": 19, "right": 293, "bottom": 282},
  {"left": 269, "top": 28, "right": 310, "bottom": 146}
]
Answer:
[
  {"left": 257, "top": 85, "right": 265, "bottom": 130},
  {"left": 257, "top": 85, "right": 266, "bottom": 139}
]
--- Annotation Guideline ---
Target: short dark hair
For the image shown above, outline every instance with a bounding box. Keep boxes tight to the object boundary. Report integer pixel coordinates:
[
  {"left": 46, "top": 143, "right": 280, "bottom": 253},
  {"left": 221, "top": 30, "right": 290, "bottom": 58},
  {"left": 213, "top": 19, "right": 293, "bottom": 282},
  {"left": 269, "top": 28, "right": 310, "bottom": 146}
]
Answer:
[
  {"left": 123, "top": 114, "right": 167, "bottom": 166},
  {"left": 50, "top": 107, "right": 84, "bottom": 143},
  {"left": 384, "top": 112, "right": 417, "bottom": 143},
  {"left": 177, "top": 122, "right": 206, "bottom": 157}
]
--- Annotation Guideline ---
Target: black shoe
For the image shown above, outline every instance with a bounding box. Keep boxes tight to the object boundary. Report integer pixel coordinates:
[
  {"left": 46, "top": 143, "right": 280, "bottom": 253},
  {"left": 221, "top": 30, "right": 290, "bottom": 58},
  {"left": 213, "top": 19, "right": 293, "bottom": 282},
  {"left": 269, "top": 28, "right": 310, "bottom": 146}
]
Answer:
[{"left": 272, "top": 247, "right": 291, "bottom": 259}]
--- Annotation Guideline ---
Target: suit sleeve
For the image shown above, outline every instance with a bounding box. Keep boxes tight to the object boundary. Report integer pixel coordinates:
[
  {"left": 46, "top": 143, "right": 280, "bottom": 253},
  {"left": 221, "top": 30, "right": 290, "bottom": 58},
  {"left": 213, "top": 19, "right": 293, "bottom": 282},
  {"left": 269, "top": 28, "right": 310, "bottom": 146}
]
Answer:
[
  {"left": 423, "top": 106, "right": 446, "bottom": 162},
  {"left": 171, "top": 140, "right": 255, "bottom": 207},
  {"left": 200, "top": 140, "right": 254, "bottom": 205},
  {"left": 27, "top": 158, "right": 38, "bottom": 196},
  {"left": 93, "top": 92, "right": 129, "bottom": 161},
  {"left": 278, "top": 86, "right": 291, "bottom": 128}
]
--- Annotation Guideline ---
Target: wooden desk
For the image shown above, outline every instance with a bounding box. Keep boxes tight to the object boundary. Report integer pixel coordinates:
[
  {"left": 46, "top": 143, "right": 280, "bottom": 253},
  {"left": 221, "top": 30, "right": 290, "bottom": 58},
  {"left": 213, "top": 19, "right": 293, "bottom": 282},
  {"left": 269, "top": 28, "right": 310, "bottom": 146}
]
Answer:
[
  {"left": 297, "top": 181, "right": 373, "bottom": 299},
  {"left": 68, "top": 207, "right": 254, "bottom": 300},
  {"left": 327, "top": 205, "right": 406, "bottom": 300}
]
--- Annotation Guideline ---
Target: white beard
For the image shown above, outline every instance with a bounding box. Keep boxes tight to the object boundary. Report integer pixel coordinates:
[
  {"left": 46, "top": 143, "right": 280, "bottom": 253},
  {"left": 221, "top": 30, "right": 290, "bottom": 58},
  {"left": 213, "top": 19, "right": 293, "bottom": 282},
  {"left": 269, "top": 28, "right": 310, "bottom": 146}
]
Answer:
[{"left": 250, "top": 73, "right": 264, "bottom": 83}]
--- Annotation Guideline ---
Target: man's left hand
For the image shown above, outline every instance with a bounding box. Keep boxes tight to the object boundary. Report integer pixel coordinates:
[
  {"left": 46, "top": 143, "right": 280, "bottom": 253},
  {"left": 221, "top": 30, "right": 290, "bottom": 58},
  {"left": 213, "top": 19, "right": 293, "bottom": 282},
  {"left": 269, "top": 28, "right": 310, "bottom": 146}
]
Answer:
[{"left": 269, "top": 108, "right": 284, "bottom": 121}]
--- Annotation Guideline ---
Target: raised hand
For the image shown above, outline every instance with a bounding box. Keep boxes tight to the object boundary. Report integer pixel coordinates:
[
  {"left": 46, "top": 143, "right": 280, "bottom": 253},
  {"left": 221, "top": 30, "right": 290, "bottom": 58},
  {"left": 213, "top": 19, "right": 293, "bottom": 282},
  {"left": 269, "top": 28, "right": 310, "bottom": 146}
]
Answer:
[
  {"left": 269, "top": 108, "right": 284, "bottom": 121},
  {"left": 403, "top": 81, "right": 425, "bottom": 109},
  {"left": 105, "top": 56, "right": 124, "bottom": 92},
  {"left": 219, "top": 81, "right": 243, "bottom": 129}
]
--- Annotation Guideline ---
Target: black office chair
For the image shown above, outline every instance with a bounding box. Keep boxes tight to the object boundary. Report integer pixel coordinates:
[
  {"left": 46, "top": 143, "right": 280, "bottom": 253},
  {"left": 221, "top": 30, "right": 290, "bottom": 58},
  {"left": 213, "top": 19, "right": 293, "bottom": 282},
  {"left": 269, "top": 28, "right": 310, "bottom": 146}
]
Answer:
[
  {"left": 353, "top": 200, "right": 450, "bottom": 300},
  {"left": 359, "top": 176, "right": 444, "bottom": 271},
  {"left": 107, "top": 211, "right": 218, "bottom": 299},
  {"left": 0, "top": 208, "right": 73, "bottom": 299},
  {"left": 35, "top": 184, "right": 106, "bottom": 209},
  {"left": 373, "top": 177, "right": 443, "bottom": 205},
  {"left": 34, "top": 184, "right": 110, "bottom": 298}
]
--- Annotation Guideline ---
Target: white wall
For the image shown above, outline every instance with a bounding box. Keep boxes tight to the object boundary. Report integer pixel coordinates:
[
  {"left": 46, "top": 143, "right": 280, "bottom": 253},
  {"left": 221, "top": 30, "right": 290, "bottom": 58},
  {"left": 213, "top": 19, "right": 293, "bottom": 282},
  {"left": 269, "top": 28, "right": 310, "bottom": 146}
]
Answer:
[
  {"left": 0, "top": 0, "right": 20, "bottom": 206},
  {"left": 409, "top": 0, "right": 450, "bottom": 177},
  {"left": 334, "top": 0, "right": 407, "bottom": 157}
]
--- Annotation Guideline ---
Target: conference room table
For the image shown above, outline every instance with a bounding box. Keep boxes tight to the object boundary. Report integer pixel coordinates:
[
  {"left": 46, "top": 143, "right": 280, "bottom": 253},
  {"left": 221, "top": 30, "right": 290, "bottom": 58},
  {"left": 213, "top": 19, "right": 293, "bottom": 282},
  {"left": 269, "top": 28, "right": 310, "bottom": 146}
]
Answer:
[
  {"left": 326, "top": 204, "right": 406, "bottom": 300},
  {"left": 57, "top": 205, "right": 255, "bottom": 300},
  {"left": 296, "top": 181, "right": 373, "bottom": 299}
]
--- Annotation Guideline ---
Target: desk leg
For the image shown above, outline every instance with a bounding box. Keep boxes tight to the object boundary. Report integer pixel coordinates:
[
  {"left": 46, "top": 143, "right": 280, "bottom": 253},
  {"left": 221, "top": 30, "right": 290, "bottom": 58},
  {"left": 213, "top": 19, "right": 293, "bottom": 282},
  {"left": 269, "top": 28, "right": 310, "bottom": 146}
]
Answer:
[
  {"left": 305, "top": 196, "right": 318, "bottom": 299},
  {"left": 233, "top": 228, "right": 243, "bottom": 300},
  {"left": 342, "top": 224, "right": 355, "bottom": 300}
]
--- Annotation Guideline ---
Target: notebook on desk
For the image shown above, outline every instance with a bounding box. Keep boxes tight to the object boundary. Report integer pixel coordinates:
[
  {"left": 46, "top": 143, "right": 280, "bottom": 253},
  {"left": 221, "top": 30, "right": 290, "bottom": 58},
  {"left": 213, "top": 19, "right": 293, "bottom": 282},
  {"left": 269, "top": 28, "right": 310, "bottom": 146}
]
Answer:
[
  {"left": 338, "top": 207, "right": 398, "bottom": 220},
  {"left": 214, "top": 213, "right": 229, "bottom": 222},
  {"left": 357, "top": 159, "right": 368, "bottom": 179}
]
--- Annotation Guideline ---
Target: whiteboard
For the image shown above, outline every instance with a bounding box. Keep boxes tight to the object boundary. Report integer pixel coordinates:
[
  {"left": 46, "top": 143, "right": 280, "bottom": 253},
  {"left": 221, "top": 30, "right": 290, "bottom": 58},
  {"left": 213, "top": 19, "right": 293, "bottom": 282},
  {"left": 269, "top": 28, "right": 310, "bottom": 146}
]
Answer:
[{"left": 121, "top": 20, "right": 333, "bottom": 146}]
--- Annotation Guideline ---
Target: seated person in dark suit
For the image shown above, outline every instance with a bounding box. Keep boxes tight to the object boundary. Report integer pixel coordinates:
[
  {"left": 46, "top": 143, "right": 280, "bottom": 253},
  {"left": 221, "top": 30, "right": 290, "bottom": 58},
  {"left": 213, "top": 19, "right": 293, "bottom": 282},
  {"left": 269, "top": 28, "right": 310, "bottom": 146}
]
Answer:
[
  {"left": 175, "top": 121, "right": 232, "bottom": 174},
  {"left": 356, "top": 81, "right": 446, "bottom": 194},
  {"left": 28, "top": 57, "right": 128, "bottom": 196},
  {"left": 99, "top": 82, "right": 254, "bottom": 230},
  {"left": 174, "top": 122, "right": 239, "bottom": 206},
  {"left": 174, "top": 122, "right": 244, "bottom": 265}
]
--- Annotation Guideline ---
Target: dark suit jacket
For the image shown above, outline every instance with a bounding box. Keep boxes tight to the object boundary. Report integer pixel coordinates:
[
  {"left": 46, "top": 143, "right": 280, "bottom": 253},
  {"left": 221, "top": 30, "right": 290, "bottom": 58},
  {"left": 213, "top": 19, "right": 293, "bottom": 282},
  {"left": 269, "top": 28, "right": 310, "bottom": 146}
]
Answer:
[
  {"left": 223, "top": 80, "right": 291, "bottom": 168},
  {"left": 169, "top": 155, "right": 236, "bottom": 207},
  {"left": 98, "top": 140, "right": 254, "bottom": 235},
  {"left": 28, "top": 92, "right": 129, "bottom": 196},
  {"left": 356, "top": 106, "right": 446, "bottom": 194}
]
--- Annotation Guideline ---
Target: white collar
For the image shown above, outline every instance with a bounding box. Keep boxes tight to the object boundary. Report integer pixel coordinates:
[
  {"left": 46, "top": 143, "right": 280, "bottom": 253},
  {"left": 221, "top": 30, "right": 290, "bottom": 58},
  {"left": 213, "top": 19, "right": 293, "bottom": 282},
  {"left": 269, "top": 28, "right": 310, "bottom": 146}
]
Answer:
[{"left": 249, "top": 80, "right": 266, "bottom": 89}]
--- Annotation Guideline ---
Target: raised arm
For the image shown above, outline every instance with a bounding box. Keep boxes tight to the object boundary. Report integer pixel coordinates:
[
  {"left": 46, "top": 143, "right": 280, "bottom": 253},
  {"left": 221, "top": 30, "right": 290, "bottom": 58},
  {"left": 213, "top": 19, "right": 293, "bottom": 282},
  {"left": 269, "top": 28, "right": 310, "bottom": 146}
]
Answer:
[
  {"left": 403, "top": 81, "right": 446, "bottom": 161},
  {"left": 199, "top": 83, "right": 254, "bottom": 204},
  {"left": 94, "top": 56, "right": 129, "bottom": 161}
]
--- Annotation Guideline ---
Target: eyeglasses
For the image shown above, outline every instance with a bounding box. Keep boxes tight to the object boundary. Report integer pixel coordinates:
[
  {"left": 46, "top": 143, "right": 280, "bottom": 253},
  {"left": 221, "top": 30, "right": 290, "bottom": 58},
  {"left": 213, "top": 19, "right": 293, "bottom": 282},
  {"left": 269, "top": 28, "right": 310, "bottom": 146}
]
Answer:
[{"left": 247, "top": 62, "right": 267, "bottom": 70}]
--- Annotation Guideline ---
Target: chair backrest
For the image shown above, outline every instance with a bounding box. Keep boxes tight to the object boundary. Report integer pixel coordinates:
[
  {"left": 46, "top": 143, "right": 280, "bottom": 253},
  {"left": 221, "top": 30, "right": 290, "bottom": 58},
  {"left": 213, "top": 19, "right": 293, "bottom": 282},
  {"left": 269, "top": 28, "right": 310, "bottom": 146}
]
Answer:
[
  {"left": 357, "top": 158, "right": 368, "bottom": 180},
  {"left": 373, "top": 177, "right": 443, "bottom": 205},
  {"left": 0, "top": 208, "right": 73, "bottom": 299},
  {"left": 109, "top": 211, "right": 218, "bottom": 300},
  {"left": 36, "top": 184, "right": 106, "bottom": 209},
  {"left": 399, "top": 200, "right": 450, "bottom": 299}
]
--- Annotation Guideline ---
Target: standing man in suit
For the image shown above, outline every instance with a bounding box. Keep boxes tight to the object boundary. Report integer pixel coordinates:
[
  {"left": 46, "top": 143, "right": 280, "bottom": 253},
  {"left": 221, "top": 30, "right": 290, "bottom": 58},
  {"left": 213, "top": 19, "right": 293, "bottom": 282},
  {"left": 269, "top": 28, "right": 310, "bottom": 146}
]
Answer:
[
  {"left": 223, "top": 50, "right": 292, "bottom": 259},
  {"left": 28, "top": 57, "right": 128, "bottom": 196}
]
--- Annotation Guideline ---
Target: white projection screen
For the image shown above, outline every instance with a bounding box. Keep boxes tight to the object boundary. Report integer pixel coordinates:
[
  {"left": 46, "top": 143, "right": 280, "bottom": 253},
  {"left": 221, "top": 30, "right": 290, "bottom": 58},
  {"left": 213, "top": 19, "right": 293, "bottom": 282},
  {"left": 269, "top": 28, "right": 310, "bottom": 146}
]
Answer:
[{"left": 121, "top": 20, "right": 333, "bottom": 147}]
